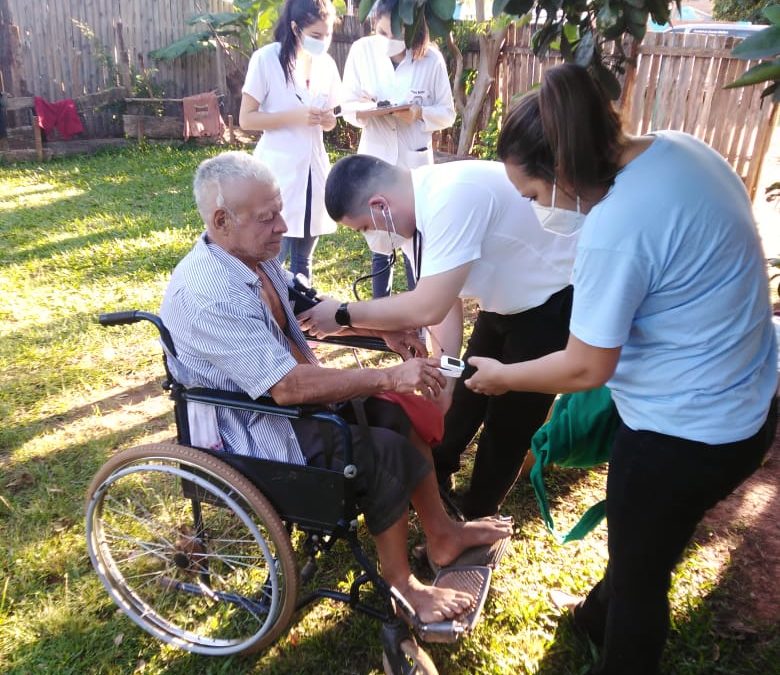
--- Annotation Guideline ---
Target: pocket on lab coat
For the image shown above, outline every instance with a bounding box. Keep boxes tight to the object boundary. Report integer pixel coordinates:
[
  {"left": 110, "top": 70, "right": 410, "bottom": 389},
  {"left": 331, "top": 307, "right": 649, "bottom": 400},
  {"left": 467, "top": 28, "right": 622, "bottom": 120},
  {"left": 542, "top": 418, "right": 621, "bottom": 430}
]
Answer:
[{"left": 400, "top": 145, "right": 433, "bottom": 169}]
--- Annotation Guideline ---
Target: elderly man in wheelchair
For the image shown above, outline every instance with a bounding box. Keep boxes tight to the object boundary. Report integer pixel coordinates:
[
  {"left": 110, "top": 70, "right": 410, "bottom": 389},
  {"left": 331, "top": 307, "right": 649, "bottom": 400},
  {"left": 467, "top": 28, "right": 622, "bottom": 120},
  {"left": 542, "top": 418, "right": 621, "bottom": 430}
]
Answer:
[{"left": 87, "top": 151, "right": 511, "bottom": 672}]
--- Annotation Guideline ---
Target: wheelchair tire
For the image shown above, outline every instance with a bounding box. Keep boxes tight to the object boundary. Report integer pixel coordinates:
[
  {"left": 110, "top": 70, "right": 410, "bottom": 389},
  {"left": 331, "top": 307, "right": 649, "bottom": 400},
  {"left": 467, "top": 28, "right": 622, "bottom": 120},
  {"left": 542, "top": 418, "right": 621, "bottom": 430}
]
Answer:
[
  {"left": 382, "top": 639, "right": 438, "bottom": 675},
  {"left": 85, "top": 443, "right": 299, "bottom": 656}
]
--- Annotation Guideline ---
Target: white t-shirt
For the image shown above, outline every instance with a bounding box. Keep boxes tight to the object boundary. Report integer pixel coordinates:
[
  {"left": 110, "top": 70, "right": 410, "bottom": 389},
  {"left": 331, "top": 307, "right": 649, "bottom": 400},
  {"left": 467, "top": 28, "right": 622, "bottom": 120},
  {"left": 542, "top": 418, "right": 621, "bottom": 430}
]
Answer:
[
  {"left": 342, "top": 36, "right": 455, "bottom": 168},
  {"left": 410, "top": 161, "right": 578, "bottom": 314},
  {"left": 242, "top": 43, "right": 341, "bottom": 237}
]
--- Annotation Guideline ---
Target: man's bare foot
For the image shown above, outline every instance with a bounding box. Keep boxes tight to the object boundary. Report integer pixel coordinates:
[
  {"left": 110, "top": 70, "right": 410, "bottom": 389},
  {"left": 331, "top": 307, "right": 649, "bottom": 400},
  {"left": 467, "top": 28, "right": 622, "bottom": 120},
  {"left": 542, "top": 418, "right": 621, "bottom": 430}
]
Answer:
[
  {"left": 393, "top": 574, "right": 474, "bottom": 623},
  {"left": 426, "top": 517, "right": 512, "bottom": 569}
]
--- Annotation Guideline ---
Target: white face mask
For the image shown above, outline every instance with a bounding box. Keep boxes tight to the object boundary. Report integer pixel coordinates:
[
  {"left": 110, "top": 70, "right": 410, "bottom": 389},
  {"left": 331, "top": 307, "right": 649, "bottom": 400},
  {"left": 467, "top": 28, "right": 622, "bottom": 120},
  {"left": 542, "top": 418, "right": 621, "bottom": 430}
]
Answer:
[
  {"left": 375, "top": 34, "right": 406, "bottom": 57},
  {"left": 534, "top": 181, "right": 585, "bottom": 237},
  {"left": 301, "top": 33, "right": 329, "bottom": 57},
  {"left": 363, "top": 205, "right": 409, "bottom": 255}
]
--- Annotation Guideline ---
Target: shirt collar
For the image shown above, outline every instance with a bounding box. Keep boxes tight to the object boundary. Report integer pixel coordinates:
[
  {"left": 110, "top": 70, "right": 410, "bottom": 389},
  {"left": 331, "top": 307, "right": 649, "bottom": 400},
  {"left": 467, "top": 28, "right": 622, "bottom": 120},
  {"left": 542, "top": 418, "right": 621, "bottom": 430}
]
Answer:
[{"left": 199, "top": 232, "right": 261, "bottom": 288}]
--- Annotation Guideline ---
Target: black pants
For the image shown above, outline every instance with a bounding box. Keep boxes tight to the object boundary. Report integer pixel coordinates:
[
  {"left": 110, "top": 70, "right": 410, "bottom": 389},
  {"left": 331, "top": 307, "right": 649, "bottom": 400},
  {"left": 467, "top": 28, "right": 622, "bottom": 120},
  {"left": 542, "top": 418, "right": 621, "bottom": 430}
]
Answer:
[
  {"left": 433, "top": 285, "right": 573, "bottom": 518},
  {"left": 577, "top": 399, "right": 777, "bottom": 675},
  {"left": 291, "top": 398, "right": 431, "bottom": 536}
]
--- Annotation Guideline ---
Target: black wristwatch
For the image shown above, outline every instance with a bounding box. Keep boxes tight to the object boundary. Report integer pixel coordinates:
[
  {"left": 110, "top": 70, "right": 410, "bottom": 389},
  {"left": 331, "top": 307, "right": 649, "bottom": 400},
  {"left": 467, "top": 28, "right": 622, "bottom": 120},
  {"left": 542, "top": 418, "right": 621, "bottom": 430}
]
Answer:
[{"left": 335, "top": 302, "right": 352, "bottom": 327}]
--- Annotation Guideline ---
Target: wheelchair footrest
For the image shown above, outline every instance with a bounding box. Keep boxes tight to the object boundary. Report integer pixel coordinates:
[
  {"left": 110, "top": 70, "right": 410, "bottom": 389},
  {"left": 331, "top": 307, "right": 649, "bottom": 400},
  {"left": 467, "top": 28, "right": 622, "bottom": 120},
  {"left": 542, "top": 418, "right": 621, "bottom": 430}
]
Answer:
[{"left": 414, "top": 565, "right": 492, "bottom": 644}]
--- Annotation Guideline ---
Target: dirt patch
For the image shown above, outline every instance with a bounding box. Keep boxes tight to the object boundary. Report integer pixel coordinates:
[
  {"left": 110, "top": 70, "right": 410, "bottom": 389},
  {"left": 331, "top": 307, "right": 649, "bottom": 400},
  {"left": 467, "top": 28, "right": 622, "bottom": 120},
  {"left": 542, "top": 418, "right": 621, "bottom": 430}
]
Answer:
[{"left": 697, "top": 422, "right": 780, "bottom": 627}]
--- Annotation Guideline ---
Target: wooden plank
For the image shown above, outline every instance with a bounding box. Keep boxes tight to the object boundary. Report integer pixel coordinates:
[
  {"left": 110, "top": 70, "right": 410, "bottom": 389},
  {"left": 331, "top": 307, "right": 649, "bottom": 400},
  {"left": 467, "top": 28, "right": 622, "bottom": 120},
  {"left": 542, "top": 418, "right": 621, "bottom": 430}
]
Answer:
[
  {"left": 682, "top": 34, "right": 707, "bottom": 134},
  {"left": 711, "top": 54, "right": 742, "bottom": 157},
  {"left": 32, "top": 115, "right": 43, "bottom": 159},
  {"left": 627, "top": 48, "right": 651, "bottom": 133},
  {"left": 669, "top": 35, "right": 696, "bottom": 130},
  {"left": 745, "top": 103, "right": 778, "bottom": 200}
]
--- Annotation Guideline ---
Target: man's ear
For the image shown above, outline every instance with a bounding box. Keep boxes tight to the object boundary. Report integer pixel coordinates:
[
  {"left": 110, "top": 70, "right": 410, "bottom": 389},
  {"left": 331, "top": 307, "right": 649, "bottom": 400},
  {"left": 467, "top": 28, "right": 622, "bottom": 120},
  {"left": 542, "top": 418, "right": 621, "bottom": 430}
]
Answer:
[
  {"left": 211, "top": 207, "right": 230, "bottom": 234},
  {"left": 367, "top": 194, "right": 387, "bottom": 212}
]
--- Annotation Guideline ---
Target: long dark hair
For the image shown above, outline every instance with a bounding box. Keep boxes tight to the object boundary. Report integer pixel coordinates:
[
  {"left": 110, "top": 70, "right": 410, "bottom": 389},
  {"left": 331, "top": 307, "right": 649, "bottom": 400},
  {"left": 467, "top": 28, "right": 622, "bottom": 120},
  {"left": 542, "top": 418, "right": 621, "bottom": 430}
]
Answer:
[
  {"left": 374, "top": 0, "right": 430, "bottom": 61},
  {"left": 274, "top": 0, "right": 335, "bottom": 83},
  {"left": 497, "top": 64, "right": 626, "bottom": 195}
]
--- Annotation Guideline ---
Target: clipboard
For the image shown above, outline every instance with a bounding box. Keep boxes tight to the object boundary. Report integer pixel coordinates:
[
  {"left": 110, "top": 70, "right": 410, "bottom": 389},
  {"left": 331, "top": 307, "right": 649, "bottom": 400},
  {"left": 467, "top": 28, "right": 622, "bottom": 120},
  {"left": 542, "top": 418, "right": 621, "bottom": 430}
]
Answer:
[{"left": 356, "top": 103, "right": 412, "bottom": 119}]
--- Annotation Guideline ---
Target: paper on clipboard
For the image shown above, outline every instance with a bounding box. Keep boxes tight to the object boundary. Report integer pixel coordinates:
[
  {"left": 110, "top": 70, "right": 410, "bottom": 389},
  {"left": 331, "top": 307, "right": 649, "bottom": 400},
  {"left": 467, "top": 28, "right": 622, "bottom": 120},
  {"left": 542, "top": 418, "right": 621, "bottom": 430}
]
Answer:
[{"left": 356, "top": 103, "right": 412, "bottom": 119}]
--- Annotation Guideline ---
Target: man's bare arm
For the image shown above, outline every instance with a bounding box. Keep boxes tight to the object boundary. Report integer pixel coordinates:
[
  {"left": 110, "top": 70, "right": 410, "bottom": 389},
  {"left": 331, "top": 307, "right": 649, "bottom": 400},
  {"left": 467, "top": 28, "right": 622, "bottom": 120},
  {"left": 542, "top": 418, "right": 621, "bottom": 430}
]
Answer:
[{"left": 269, "top": 358, "right": 446, "bottom": 406}]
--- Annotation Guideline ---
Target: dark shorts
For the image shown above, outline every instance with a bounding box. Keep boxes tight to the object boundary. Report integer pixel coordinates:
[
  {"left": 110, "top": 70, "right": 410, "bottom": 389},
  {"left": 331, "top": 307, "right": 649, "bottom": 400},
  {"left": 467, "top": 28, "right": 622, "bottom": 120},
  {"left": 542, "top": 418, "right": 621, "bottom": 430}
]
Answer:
[{"left": 290, "top": 398, "right": 431, "bottom": 535}]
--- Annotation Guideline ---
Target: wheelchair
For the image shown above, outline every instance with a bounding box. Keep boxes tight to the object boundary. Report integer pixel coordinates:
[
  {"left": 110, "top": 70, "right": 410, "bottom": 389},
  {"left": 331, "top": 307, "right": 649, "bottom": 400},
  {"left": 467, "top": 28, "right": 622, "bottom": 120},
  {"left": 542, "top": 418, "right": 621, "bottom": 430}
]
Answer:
[{"left": 86, "top": 310, "right": 494, "bottom": 674}]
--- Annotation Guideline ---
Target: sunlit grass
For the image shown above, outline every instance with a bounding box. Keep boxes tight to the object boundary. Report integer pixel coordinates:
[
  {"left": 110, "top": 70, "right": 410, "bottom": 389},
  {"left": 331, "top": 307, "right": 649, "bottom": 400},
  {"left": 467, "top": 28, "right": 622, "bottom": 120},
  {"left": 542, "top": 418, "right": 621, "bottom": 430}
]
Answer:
[{"left": 1, "top": 144, "right": 777, "bottom": 674}]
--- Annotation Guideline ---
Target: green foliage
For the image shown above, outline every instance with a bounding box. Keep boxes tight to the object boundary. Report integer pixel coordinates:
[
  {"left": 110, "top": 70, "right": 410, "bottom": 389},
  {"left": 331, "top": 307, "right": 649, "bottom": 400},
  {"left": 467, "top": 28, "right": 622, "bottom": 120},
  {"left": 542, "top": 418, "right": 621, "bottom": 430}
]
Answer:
[
  {"left": 713, "top": 0, "right": 774, "bottom": 23},
  {"left": 149, "top": 12, "right": 248, "bottom": 60},
  {"left": 377, "top": 0, "right": 685, "bottom": 97},
  {"left": 727, "top": 4, "right": 780, "bottom": 102},
  {"left": 472, "top": 98, "right": 504, "bottom": 159}
]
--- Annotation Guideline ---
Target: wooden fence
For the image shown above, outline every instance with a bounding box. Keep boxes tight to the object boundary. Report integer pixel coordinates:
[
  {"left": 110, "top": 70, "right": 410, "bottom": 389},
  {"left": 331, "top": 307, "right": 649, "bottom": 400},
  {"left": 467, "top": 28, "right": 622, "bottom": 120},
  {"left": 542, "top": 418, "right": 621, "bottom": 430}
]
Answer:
[
  {"left": 0, "top": 0, "right": 235, "bottom": 101},
  {"left": 495, "top": 25, "right": 777, "bottom": 199},
  {"left": 0, "top": 1, "right": 775, "bottom": 195}
]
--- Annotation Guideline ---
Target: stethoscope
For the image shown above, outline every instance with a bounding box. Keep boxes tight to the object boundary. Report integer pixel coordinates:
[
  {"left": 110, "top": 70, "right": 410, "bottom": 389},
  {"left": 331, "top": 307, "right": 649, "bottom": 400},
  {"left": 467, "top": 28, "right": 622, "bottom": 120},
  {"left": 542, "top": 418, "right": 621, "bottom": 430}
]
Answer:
[{"left": 351, "top": 231, "right": 422, "bottom": 301}]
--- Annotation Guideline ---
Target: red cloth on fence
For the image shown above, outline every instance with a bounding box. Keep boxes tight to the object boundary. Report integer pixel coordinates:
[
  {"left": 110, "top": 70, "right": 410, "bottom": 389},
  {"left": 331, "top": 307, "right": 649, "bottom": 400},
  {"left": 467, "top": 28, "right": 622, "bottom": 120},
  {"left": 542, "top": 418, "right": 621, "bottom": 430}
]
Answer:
[
  {"left": 182, "top": 92, "right": 225, "bottom": 140},
  {"left": 33, "top": 97, "right": 84, "bottom": 139},
  {"left": 373, "top": 391, "right": 445, "bottom": 446}
]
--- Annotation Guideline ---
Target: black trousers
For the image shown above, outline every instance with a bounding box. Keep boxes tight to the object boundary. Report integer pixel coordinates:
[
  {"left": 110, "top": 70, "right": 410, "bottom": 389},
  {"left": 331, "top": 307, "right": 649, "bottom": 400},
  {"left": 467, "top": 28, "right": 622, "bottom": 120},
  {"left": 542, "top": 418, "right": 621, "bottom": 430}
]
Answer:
[
  {"left": 433, "top": 285, "right": 573, "bottom": 518},
  {"left": 577, "top": 399, "right": 777, "bottom": 675},
  {"left": 292, "top": 398, "right": 430, "bottom": 536}
]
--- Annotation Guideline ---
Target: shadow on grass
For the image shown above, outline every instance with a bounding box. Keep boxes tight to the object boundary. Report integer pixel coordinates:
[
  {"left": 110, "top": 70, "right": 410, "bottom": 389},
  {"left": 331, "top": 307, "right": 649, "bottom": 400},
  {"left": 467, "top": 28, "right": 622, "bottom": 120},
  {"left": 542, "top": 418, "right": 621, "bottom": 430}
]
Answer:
[{"left": 0, "top": 365, "right": 167, "bottom": 459}]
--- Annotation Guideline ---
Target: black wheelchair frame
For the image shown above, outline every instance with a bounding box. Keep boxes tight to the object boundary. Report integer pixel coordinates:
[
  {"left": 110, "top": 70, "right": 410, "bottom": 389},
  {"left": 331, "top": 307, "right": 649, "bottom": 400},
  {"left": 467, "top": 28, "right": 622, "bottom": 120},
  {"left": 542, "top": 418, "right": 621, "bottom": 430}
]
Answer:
[{"left": 89, "top": 310, "right": 489, "bottom": 674}]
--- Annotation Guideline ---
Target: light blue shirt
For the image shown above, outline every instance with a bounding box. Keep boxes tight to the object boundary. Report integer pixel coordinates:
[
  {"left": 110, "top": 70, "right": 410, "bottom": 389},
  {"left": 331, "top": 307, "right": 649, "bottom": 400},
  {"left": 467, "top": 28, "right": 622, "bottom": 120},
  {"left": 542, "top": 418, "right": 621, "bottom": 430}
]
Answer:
[{"left": 570, "top": 131, "right": 776, "bottom": 444}]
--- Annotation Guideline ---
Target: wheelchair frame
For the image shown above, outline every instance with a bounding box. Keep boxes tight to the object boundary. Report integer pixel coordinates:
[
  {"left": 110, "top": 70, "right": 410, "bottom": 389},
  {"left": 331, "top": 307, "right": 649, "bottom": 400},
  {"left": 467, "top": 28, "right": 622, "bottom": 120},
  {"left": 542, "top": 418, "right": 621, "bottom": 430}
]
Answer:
[{"left": 87, "top": 310, "right": 489, "bottom": 674}]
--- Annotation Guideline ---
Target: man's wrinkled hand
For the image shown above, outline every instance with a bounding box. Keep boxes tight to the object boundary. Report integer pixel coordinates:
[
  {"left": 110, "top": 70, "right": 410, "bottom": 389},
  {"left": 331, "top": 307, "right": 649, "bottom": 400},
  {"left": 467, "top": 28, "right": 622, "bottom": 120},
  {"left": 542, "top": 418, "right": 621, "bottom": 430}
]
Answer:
[
  {"left": 298, "top": 298, "right": 342, "bottom": 337},
  {"left": 464, "top": 356, "right": 508, "bottom": 396},
  {"left": 387, "top": 357, "right": 446, "bottom": 399},
  {"left": 381, "top": 330, "right": 428, "bottom": 360}
]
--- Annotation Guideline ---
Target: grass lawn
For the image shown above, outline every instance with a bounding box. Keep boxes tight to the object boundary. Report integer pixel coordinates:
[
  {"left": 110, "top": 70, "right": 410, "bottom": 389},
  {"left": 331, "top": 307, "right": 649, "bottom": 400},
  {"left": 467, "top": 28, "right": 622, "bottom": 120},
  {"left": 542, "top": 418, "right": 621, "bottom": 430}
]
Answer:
[{"left": 1, "top": 144, "right": 778, "bottom": 674}]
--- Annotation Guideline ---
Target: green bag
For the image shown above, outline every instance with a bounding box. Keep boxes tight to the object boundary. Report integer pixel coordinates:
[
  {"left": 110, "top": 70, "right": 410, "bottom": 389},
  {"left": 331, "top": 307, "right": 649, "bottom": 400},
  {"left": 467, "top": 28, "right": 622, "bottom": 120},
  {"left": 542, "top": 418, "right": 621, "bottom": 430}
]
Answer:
[{"left": 529, "top": 387, "right": 618, "bottom": 543}]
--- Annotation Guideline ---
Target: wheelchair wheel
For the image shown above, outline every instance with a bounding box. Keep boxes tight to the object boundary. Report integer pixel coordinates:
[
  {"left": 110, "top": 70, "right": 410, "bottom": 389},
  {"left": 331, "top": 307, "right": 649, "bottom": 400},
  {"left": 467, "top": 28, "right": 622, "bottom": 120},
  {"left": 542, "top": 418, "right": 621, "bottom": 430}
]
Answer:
[
  {"left": 85, "top": 443, "right": 299, "bottom": 656},
  {"left": 382, "top": 639, "right": 438, "bottom": 675}
]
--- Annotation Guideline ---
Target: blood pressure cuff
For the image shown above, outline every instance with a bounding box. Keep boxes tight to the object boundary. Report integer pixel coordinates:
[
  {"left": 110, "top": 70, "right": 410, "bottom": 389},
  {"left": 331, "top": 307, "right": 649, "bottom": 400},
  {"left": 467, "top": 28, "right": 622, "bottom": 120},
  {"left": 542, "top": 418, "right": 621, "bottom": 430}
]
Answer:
[{"left": 529, "top": 386, "right": 617, "bottom": 543}]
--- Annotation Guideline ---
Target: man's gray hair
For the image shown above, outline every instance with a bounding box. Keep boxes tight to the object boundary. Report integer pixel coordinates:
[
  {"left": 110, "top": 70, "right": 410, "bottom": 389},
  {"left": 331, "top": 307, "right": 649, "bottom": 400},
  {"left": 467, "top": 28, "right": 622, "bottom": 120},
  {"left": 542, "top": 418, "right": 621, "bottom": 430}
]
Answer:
[{"left": 193, "top": 151, "right": 276, "bottom": 222}]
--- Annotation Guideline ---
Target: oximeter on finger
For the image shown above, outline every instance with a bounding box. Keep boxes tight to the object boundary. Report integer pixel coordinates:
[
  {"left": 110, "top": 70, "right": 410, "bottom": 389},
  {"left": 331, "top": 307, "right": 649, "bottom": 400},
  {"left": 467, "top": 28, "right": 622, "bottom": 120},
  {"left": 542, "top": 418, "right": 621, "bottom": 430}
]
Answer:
[{"left": 439, "top": 355, "right": 465, "bottom": 377}]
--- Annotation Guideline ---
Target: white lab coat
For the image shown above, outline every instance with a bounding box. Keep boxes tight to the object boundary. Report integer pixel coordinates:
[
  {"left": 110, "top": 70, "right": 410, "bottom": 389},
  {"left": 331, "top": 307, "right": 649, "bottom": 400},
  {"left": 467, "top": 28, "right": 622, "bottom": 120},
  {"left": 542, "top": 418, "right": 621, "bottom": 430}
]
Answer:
[
  {"left": 342, "top": 36, "right": 455, "bottom": 169},
  {"left": 242, "top": 43, "right": 341, "bottom": 237}
]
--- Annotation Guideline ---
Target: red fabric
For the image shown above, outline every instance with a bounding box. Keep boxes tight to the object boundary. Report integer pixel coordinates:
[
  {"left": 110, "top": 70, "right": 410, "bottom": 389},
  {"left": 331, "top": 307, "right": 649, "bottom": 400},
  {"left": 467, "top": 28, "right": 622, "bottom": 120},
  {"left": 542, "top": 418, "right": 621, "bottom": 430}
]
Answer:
[
  {"left": 182, "top": 92, "right": 225, "bottom": 139},
  {"left": 33, "top": 97, "right": 84, "bottom": 140},
  {"left": 373, "top": 392, "right": 444, "bottom": 446}
]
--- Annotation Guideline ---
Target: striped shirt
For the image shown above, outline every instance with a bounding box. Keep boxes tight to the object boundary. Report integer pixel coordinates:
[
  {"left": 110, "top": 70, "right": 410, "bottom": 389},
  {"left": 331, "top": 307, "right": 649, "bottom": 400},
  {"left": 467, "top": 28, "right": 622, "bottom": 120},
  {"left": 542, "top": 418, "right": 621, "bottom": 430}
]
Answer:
[{"left": 160, "top": 233, "right": 318, "bottom": 463}]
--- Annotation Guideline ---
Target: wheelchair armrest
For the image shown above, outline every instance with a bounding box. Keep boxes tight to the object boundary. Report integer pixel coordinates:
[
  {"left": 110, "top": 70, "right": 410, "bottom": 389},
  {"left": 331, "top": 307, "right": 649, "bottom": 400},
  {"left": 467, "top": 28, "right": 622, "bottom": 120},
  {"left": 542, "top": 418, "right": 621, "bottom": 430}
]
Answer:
[
  {"left": 181, "top": 387, "right": 355, "bottom": 468},
  {"left": 183, "top": 387, "right": 321, "bottom": 418},
  {"left": 305, "top": 333, "right": 395, "bottom": 354}
]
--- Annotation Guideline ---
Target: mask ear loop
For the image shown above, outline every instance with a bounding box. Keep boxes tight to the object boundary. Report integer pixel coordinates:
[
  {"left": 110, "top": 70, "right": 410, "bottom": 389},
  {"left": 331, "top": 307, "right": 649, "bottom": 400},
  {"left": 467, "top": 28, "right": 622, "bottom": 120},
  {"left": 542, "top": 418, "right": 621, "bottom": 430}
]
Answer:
[{"left": 352, "top": 204, "right": 397, "bottom": 301}]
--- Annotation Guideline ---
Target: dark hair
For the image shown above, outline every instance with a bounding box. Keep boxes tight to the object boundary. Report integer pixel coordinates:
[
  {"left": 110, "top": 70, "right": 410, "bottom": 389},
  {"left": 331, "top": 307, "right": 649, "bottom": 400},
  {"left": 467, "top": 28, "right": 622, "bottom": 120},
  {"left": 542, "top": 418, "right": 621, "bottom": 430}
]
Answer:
[
  {"left": 325, "top": 155, "right": 402, "bottom": 221},
  {"left": 497, "top": 64, "right": 626, "bottom": 195},
  {"left": 374, "top": 0, "right": 430, "bottom": 60},
  {"left": 274, "top": 0, "right": 335, "bottom": 83}
]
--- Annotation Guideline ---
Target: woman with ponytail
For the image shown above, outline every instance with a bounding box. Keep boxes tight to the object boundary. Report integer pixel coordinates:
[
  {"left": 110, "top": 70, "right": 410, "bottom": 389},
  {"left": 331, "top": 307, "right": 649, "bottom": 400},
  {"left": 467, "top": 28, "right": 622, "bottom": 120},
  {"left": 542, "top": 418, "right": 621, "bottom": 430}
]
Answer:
[
  {"left": 240, "top": 0, "right": 341, "bottom": 282},
  {"left": 468, "top": 63, "right": 777, "bottom": 674}
]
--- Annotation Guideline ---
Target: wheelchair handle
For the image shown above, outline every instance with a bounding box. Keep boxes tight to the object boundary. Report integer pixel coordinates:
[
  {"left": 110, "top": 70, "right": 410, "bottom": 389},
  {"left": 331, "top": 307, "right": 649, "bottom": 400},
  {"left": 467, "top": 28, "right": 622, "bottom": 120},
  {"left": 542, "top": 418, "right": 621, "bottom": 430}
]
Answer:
[
  {"left": 99, "top": 310, "right": 142, "bottom": 326},
  {"left": 98, "top": 310, "right": 177, "bottom": 357}
]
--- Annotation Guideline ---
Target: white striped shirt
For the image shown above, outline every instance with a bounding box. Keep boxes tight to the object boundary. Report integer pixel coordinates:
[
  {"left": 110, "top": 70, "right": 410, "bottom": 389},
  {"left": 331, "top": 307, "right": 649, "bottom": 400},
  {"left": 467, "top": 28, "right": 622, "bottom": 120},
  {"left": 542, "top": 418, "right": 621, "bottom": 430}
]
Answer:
[{"left": 160, "top": 233, "right": 318, "bottom": 463}]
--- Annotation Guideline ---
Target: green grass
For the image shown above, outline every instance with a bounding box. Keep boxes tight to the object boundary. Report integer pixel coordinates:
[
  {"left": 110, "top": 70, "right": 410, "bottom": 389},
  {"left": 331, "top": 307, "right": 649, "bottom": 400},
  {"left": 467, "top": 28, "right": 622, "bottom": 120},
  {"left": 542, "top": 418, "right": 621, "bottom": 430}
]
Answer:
[{"left": 1, "top": 144, "right": 778, "bottom": 674}]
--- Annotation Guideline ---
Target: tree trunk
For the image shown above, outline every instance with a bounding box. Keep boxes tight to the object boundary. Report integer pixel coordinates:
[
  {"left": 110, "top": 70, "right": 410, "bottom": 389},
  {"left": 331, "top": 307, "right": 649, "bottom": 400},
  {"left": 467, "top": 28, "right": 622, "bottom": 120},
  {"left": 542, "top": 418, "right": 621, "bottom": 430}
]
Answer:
[{"left": 454, "top": 25, "right": 508, "bottom": 156}]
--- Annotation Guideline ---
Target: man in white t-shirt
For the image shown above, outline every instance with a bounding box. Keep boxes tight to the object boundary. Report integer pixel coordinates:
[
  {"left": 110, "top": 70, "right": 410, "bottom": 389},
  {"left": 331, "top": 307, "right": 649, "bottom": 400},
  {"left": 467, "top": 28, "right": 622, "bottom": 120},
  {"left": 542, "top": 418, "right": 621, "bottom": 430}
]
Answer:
[{"left": 300, "top": 155, "right": 579, "bottom": 518}]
